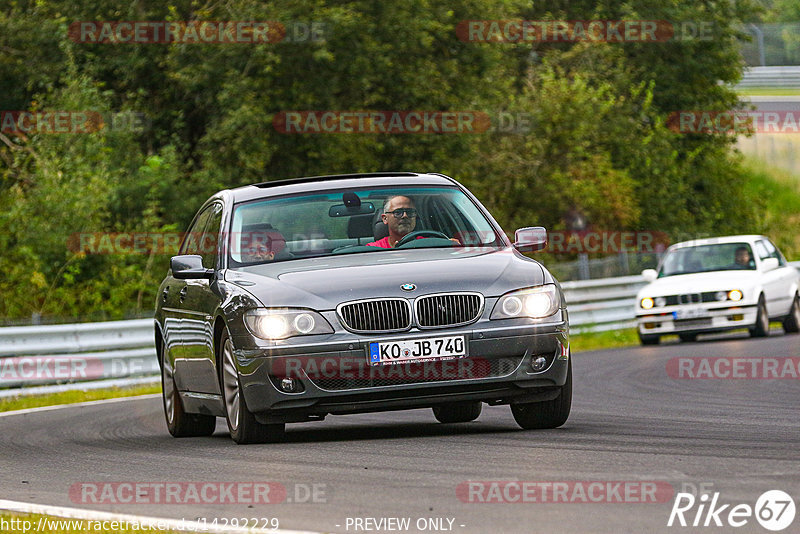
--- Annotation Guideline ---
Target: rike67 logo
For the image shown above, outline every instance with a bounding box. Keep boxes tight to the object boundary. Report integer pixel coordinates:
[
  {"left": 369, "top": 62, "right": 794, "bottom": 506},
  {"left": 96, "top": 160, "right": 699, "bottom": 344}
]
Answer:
[{"left": 668, "top": 490, "right": 795, "bottom": 531}]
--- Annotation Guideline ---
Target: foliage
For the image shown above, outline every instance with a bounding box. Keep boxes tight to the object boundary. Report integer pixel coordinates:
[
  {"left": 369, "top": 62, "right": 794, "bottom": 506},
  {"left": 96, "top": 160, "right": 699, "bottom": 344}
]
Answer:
[{"left": 0, "top": 0, "right": 777, "bottom": 321}]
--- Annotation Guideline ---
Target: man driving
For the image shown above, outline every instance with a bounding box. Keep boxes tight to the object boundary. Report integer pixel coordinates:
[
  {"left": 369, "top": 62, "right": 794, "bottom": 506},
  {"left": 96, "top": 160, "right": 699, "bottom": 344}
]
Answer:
[{"left": 366, "top": 195, "right": 418, "bottom": 248}]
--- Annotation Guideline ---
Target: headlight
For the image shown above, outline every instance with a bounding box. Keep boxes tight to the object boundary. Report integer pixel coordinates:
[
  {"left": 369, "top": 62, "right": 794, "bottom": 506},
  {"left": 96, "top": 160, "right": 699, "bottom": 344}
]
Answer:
[
  {"left": 728, "top": 289, "right": 743, "bottom": 301},
  {"left": 244, "top": 309, "right": 333, "bottom": 340},
  {"left": 491, "top": 285, "right": 560, "bottom": 319},
  {"left": 655, "top": 297, "right": 666, "bottom": 307},
  {"left": 640, "top": 297, "right": 654, "bottom": 310},
  {"left": 715, "top": 291, "right": 727, "bottom": 302}
]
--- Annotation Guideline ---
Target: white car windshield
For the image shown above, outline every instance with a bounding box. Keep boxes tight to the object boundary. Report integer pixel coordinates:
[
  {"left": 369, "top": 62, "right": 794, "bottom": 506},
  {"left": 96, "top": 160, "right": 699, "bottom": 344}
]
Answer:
[{"left": 659, "top": 243, "right": 756, "bottom": 277}]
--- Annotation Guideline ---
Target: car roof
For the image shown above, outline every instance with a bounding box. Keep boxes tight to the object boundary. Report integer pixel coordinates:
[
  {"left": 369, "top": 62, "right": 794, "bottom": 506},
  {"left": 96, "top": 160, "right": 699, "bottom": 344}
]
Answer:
[
  {"left": 668, "top": 235, "right": 769, "bottom": 250},
  {"left": 225, "top": 172, "right": 458, "bottom": 203}
]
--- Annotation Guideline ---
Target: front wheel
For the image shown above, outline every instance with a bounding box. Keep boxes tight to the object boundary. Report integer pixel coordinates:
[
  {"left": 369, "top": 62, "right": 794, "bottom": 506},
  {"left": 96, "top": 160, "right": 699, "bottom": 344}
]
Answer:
[
  {"left": 511, "top": 359, "right": 572, "bottom": 430},
  {"left": 161, "top": 341, "right": 216, "bottom": 438},
  {"left": 782, "top": 293, "right": 800, "bottom": 334},
  {"left": 219, "top": 329, "right": 285, "bottom": 444},
  {"left": 638, "top": 332, "right": 660, "bottom": 345},
  {"left": 749, "top": 297, "right": 770, "bottom": 338}
]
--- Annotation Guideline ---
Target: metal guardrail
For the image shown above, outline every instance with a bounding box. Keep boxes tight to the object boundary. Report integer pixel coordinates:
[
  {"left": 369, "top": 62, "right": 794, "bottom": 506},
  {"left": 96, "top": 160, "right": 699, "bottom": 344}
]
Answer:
[
  {"left": 1, "top": 261, "right": 797, "bottom": 391},
  {"left": 0, "top": 319, "right": 158, "bottom": 389},
  {"left": 738, "top": 66, "right": 800, "bottom": 88},
  {"left": 562, "top": 275, "right": 646, "bottom": 333}
]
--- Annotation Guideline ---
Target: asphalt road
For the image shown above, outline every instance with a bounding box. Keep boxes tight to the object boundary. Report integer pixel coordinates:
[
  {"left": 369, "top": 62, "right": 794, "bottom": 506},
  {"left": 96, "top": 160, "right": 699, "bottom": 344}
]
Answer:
[{"left": 1, "top": 329, "right": 798, "bottom": 534}]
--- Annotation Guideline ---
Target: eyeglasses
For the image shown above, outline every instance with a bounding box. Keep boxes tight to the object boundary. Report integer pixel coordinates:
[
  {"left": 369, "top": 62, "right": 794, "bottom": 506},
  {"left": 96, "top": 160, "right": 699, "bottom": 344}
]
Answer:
[{"left": 386, "top": 208, "right": 417, "bottom": 218}]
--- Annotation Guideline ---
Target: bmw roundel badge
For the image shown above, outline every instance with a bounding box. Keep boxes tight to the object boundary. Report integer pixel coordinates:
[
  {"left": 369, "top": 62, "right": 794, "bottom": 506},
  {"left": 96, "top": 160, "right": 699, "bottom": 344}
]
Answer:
[{"left": 401, "top": 283, "right": 416, "bottom": 291}]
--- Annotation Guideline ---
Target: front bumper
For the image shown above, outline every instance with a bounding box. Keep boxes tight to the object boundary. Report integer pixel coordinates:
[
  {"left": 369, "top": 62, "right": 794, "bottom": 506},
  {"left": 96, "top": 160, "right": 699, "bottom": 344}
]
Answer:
[
  {"left": 231, "top": 312, "right": 569, "bottom": 423},
  {"left": 636, "top": 302, "right": 757, "bottom": 336}
]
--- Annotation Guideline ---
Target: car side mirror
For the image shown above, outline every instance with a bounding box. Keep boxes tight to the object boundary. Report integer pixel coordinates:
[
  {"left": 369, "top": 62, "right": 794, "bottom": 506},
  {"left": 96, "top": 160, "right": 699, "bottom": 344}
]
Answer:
[
  {"left": 761, "top": 257, "right": 779, "bottom": 271},
  {"left": 171, "top": 255, "right": 214, "bottom": 280},
  {"left": 642, "top": 269, "right": 658, "bottom": 282},
  {"left": 513, "top": 227, "right": 547, "bottom": 252}
]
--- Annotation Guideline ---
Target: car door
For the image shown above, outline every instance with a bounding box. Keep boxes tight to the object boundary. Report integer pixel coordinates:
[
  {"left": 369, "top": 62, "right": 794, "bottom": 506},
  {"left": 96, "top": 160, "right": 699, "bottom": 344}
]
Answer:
[
  {"left": 163, "top": 205, "right": 213, "bottom": 390},
  {"left": 180, "top": 201, "right": 225, "bottom": 394},
  {"left": 762, "top": 239, "right": 795, "bottom": 315},
  {"left": 754, "top": 239, "right": 787, "bottom": 316}
]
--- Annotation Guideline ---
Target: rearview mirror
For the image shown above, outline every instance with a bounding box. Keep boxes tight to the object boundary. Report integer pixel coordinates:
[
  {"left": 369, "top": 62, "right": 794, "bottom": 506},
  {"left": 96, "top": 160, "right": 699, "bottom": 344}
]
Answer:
[
  {"left": 761, "top": 257, "right": 779, "bottom": 271},
  {"left": 328, "top": 202, "right": 376, "bottom": 217},
  {"left": 642, "top": 269, "right": 658, "bottom": 282},
  {"left": 513, "top": 227, "right": 547, "bottom": 252},
  {"left": 171, "top": 255, "right": 214, "bottom": 280}
]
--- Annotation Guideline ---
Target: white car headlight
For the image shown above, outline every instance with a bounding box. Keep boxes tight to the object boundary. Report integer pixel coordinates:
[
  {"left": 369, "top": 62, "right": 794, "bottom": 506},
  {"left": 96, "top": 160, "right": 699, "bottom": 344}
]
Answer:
[
  {"left": 640, "top": 297, "right": 654, "bottom": 310},
  {"left": 491, "top": 284, "right": 560, "bottom": 319},
  {"left": 244, "top": 309, "right": 333, "bottom": 340}
]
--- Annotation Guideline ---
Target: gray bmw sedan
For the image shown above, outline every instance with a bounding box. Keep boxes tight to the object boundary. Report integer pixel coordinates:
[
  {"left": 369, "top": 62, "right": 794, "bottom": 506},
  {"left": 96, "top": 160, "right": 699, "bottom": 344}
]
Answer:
[{"left": 155, "top": 172, "right": 571, "bottom": 444}]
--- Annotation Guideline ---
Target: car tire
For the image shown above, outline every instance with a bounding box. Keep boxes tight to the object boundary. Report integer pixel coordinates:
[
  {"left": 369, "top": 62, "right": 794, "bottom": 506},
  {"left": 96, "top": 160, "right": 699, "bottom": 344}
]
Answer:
[
  {"left": 782, "top": 293, "right": 800, "bottom": 334},
  {"left": 219, "top": 329, "right": 285, "bottom": 444},
  {"left": 432, "top": 401, "right": 482, "bottom": 423},
  {"left": 749, "top": 296, "right": 770, "bottom": 338},
  {"left": 678, "top": 333, "right": 697, "bottom": 343},
  {"left": 511, "top": 359, "right": 572, "bottom": 430},
  {"left": 638, "top": 332, "right": 660, "bottom": 345},
  {"left": 161, "top": 340, "right": 216, "bottom": 438}
]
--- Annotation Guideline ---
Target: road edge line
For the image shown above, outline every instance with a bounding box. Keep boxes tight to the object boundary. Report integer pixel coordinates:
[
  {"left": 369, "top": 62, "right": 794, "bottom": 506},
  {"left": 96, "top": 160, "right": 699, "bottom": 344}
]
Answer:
[{"left": 0, "top": 394, "right": 161, "bottom": 418}]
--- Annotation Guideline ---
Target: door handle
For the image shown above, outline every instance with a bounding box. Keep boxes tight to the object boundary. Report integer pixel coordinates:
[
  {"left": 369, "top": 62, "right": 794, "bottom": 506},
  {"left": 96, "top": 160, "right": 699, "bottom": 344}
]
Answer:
[
  {"left": 179, "top": 286, "right": 188, "bottom": 302},
  {"left": 162, "top": 287, "right": 169, "bottom": 302}
]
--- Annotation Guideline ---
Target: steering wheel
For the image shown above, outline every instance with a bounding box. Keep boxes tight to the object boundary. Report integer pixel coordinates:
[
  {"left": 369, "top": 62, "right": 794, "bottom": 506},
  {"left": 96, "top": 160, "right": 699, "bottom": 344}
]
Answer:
[{"left": 395, "top": 230, "right": 451, "bottom": 247}]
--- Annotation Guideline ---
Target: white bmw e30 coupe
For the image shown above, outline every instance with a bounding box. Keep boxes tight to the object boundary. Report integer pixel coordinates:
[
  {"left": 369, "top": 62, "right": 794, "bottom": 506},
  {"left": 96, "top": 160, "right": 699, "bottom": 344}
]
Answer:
[{"left": 635, "top": 235, "right": 800, "bottom": 344}]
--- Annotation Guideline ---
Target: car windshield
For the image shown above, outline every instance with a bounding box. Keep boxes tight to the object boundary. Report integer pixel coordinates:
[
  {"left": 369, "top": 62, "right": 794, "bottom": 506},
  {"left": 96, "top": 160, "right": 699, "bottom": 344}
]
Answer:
[
  {"left": 228, "top": 186, "right": 502, "bottom": 266},
  {"left": 658, "top": 242, "right": 756, "bottom": 277}
]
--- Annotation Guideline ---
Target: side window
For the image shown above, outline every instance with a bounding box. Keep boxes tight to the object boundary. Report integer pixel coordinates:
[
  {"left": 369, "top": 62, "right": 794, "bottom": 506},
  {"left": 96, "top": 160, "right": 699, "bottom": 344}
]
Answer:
[
  {"left": 763, "top": 239, "right": 786, "bottom": 266},
  {"left": 180, "top": 206, "right": 214, "bottom": 255},
  {"left": 754, "top": 241, "right": 770, "bottom": 261},
  {"left": 200, "top": 203, "right": 223, "bottom": 269}
]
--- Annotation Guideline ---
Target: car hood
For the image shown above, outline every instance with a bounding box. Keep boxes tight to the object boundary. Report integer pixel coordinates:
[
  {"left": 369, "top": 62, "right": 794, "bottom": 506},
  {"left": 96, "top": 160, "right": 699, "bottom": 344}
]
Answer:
[
  {"left": 637, "top": 270, "right": 759, "bottom": 297},
  {"left": 225, "top": 248, "right": 545, "bottom": 310}
]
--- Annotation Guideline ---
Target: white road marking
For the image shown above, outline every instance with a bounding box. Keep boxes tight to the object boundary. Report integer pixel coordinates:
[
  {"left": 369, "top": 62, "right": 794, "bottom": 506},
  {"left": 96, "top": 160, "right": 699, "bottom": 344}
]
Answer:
[{"left": 0, "top": 394, "right": 160, "bottom": 418}]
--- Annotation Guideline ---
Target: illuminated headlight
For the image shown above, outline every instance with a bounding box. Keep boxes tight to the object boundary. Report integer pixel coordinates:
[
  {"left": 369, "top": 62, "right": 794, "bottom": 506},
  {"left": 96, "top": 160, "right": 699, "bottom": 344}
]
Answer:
[
  {"left": 244, "top": 309, "right": 333, "bottom": 340},
  {"left": 728, "top": 289, "right": 743, "bottom": 302},
  {"left": 491, "top": 284, "right": 560, "bottom": 319},
  {"left": 640, "top": 297, "right": 654, "bottom": 310}
]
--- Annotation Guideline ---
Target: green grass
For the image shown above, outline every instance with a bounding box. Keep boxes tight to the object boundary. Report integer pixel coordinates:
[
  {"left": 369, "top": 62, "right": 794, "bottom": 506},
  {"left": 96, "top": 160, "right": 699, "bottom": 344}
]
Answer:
[
  {"left": 570, "top": 327, "right": 640, "bottom": 352},
  {"left": 0, "top": 383, "right": 160, "bottom": 413},
  {"left": 740, "top": 157, "right": 800, "bottom": 260},
  {"left": 735, "top": 87, "right": 800, "bottom": 96},
  {"left": 0, "top": 511, "right": 181, "bottom": 533}
]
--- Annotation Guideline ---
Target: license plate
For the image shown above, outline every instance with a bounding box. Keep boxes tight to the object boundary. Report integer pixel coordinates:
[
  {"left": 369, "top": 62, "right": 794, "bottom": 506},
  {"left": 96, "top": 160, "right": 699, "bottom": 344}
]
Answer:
[
  {"left": 369, "top": 335, "right": 467, "bottom": 365},
  {"left": 673, "top": 309, "right": 705, "bottom": 320}
]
